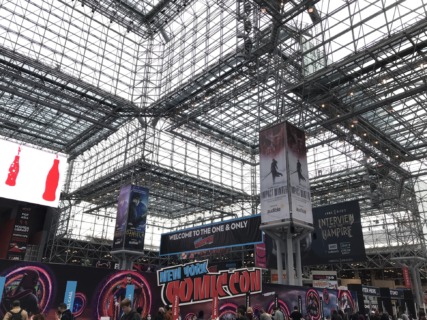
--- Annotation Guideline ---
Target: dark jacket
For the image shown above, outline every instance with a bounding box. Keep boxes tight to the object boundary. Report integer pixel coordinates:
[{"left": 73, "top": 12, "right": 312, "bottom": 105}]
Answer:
[{"left": 60, "top": 309, "right": 74, "bottom": 320}]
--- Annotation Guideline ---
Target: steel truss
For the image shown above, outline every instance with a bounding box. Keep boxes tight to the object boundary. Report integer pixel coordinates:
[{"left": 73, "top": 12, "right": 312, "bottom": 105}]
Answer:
[{"left": 1, "top": 0, "right": 427, "bottom": 294}]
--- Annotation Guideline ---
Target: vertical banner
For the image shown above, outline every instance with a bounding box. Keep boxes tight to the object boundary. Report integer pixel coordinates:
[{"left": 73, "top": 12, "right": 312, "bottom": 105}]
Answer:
[
  {"left": 259, "top": 122, "right": 312, "bottom": 225},
  {"left": 124, "top": 186, "right": 149, "bottom": 251},
  {"left": 64, "top": 281, "right": 77, "bottom": 311},
  {"left": 285, "top": 122, "right": 312, "bottom": 224},
  {"left": 255, "top": 243, "right": 267, "bottom": 268},
  {"left": 212, "top": 294, "right": 219, "bottom": 320},
  {"left": 402, "top": 267, "right": 411, "bottom": 288},
  {"left": 125, "top": 285, "right": 135, "bottom": 304},
  {"left": 112, "top": 185, "right": 132, "bottom": 250},
  {"left": 0, "top": 277, "right": 5, "bottom": 305},
  {"left": 113, "top": 185, "right": 149, "bottom": 251},
  {"left": 259, "top": 122, "right": 289, "bottom": 223},
  {"left": 7, "top": 205, "right": 37, "bottom": 260},
  {"left": 172, "top": 293, "right": 180, "bottom": 320}
]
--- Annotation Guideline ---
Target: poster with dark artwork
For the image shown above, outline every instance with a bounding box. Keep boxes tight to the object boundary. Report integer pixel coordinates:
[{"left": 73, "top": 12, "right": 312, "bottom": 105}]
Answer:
[
  {"left": 7, "top": 205, "right": 40, "bottom": 261},
  {"left": 302, "top": 200, "right": 366, "bottom": 265},
  {"left": 113, "top": 185, "right": 149, "bottom": 251}
]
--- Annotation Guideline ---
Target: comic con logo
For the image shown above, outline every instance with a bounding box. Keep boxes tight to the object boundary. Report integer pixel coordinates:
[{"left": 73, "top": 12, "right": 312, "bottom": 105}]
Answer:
[{"left": 157, "top": 260, "right": 262, "bottom": 306}]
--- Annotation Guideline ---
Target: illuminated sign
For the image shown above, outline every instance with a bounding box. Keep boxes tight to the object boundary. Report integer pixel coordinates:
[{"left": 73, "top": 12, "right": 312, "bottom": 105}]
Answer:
[{"left": 0, "top": 139, "right": 67, "bottom": 207}]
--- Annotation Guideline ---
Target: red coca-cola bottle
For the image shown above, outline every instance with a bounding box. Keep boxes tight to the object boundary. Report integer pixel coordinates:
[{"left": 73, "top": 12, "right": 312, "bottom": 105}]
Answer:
[
  {"left": 5, "top": 146, "right": 21, "bottom": 186},
  {"left": 42, "top": 156, "right": 60, "bottom": 201}
]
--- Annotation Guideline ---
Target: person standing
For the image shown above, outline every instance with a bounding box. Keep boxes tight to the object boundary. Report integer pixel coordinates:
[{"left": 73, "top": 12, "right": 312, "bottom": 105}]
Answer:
[
  {"left": 120, "top": 299, "right": 141, "bottom": 320},
  {"left": 290, "top": 307, "right": 303, "bottom": 320},
  {"left": 259, "top": 308, "right": 272, "bottom": 320},
  {"left": 272, "top": 306, "right": 284, "bottom": 320},
  {"left": 57, "top": 303, "right": 73, "bottom": 320},
  {"left": 3, "top": 300, "right": 28, "bottom": 320}
]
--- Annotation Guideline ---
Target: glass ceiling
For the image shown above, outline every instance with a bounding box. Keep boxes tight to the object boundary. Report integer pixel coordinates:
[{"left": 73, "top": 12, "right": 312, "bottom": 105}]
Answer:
[{"left": 0, "top": 0, "right": 427, "bottom": 273}]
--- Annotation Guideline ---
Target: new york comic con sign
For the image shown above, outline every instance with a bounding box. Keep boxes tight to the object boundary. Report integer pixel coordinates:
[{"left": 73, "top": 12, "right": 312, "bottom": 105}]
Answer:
[{"left": 157, "top": 260, "right": 262, "bottom": 306}]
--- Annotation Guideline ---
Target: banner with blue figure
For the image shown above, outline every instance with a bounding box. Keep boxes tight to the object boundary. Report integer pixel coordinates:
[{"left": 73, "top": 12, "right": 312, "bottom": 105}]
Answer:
[
  {"left": 64, "top": 281, "right": 77, "bottom": 310},
  {"left": 124, "top": 185, "right": 149, "bottom": 251}
]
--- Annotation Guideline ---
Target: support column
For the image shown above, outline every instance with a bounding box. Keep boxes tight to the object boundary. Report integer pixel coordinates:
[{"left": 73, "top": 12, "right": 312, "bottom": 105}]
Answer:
[
  {"left": 276, "top": 239, "right": 284, "bottom": 285},
  {"left": 286, "top": 230, "right": 294, "bottom": 285},
  {"left": 295, "top": 238, "right": 302, "bottom": 286}
]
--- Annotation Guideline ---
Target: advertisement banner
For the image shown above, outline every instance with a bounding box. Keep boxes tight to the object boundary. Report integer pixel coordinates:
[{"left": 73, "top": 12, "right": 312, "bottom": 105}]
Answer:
[
  {"left": 285, "top": 123, "right": 312, "bottom": 224},
  {"left": 255, "top": 243, "right": 267, "bottom": 269},
  {"left": 0, "top": 140, "right": 67, "bottom": 208},
  {"left": 0, "top": 277, "right": 5, "bottom": 304},
  {"left": 259, "top": 122, "right": 312, "bottom": 225},
  {"left": 159, "top": 215, "right": 262, "bottom": 256},
  {"left": 0, "top": 259, "right": 357, "bottom": 320},
  {"left": 112, "top": 185, "right": 132, "bottom": 250},
  {"left": 64, "top": 281, "right": 77, "bottom": 310},
  {"left": 402, "top": 267, "right": 411, "bottom": 288},
  {"left": 302, "top": 200, "right": 366, "bottom": 265},
  {"left": 259, "top": 122, "right": 289, "bottom": 224},
  {"left": 7, "top": 205, "right": 38, "bottom": 261},
  {"left": 113, "top": 185, "right": 149, "bottom": 251},
  {"left": 125, "top": 285, "right": 135, "bottom": 304},
  {"left": 311, "top": 272, "right": 338, "bottom": 289}
]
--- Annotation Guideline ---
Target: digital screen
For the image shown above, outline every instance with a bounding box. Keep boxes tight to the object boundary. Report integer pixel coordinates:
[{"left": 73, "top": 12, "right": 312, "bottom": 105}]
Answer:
[{"left": 0, "top": 139, "right": 67, "bottom": 207}]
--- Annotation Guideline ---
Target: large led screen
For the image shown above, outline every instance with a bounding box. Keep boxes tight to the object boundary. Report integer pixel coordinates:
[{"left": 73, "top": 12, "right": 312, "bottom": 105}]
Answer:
[{"left": 0, "top": 139, "right": 67, "bottom": 207}]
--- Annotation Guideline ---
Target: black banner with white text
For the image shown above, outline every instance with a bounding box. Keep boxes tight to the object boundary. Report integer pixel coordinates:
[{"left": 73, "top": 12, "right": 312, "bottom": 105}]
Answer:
[{"left": 159, "top": 215, "right": 262, "bottom": 256}]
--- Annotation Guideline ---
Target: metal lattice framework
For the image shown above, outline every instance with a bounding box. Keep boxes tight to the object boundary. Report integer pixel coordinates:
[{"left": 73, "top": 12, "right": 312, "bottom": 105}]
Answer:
[{"left": 1, "top": 0, "right": 427, "bottom": 301}]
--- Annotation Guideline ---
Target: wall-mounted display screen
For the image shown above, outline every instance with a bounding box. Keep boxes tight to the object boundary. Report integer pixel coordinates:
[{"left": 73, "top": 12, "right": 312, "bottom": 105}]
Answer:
[{"left": 0, "top": 139, "right": 67, "bottom": 207}]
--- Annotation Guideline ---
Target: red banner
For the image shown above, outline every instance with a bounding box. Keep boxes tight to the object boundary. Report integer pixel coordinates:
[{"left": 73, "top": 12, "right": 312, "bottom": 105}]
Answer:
[
  {"left": 172, "top": 293, "right": 180, "bottom": 320},
  {"left": 255, "top": 243, "right": 267, "bottom": 268},
  {"left": 212, "top": 295, "right": 219, "bottom": 320},
  {"left": 402, "top": 267, "right": 411, "bottom": 288}
]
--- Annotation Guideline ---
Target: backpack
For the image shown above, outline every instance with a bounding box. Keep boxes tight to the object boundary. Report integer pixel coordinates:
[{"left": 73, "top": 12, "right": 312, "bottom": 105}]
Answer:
[{"left": 9, "top": 309, "right": 23, "bottom": 320}]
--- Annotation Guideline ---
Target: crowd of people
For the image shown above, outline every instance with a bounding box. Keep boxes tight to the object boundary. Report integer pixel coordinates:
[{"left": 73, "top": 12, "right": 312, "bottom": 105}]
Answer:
[{"left": 2, "top": 300, "right": 73, "bottom": 320}]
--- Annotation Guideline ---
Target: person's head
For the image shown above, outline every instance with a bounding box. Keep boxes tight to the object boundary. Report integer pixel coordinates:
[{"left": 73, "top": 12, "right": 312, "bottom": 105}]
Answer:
[
  {"left": 159, "top": 307, "right": 165, "bottom": 314},
  {"left": 21, "top": 270, "right": 39, "bottom": 289},
  {"left": 132, "top": 193, "right": 141, "bottom": 204},
  {"left": 294, "top": 306, "right": 299, "bottom": 311},
  {"left": 126, "top": 274, "right": 132, "bottom": 284},
  {"left": 137, "top": 307, "right": 143, "bottom": 315},
  {"left": 33, "top": 314, "right": 46, "bottom": 320},
  {"left": 12, "top": 300, "right": 20, "bottom": 308},
  {"left": 120, "top": 299, "right": 133, "bottom": 314},
  {"left": 58, "top": 303, "right": 67, "bottom": 313}
]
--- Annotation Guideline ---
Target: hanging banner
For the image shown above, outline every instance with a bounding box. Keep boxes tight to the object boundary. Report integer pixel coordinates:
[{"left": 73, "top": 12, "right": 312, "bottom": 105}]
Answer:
[
  {"left": 259, "top": 122, "right": 289, "bottom": 224},
  {"left": 112, "top": 185, "right": 149, "bottom": 251},
  {"left": 302, "top": 200, "right": 366, "bottom": 265},
  {"left": 285, "top": 122, "right": 312, "bottom": 224},
  {"left": 7, "top": 205, "right": 39, "bottom": 261},
  {"left": 112, "top": 185, "right": 132, "bottom": 250},
  {"left": 259, "top": 122, "right": 312, "bottom": 225},
  {"left": 255, "top": 243, "right": 267, "bottom": 268},
  {"left": 212, "top": 294, "right": 219, "bottom": 320},
  {"left": 0, "top": 139, "right": 67, "bottom": 207},
  {"left": 64, "top": 281, "right": 77, "bottom": 311},
  {"left": 160, "top": 215, "right": 262, "bottom": 256},
  {"left": 402, "top": 267, "right": 411, "bottom": 288}
]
